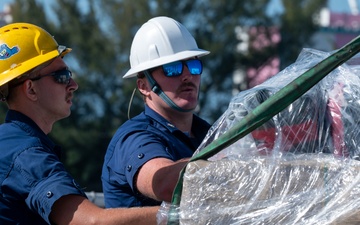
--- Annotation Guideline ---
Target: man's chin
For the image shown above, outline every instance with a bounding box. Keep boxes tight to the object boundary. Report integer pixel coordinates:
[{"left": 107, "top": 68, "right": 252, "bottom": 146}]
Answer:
[{"left": 179, "top": 104, "right": 197, "bottom": 111}]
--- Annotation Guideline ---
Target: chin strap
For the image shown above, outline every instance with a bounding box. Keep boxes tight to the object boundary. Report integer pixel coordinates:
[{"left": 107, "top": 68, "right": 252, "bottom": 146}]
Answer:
[{"left": 144, "top": 70, "right": 193, "bottom": 113}]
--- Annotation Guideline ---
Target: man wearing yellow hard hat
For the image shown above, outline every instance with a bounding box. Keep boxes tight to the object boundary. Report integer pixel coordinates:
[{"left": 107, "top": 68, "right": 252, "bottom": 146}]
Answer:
[{"left": 0, "top": 23, "right": 158, "bottom": 225}]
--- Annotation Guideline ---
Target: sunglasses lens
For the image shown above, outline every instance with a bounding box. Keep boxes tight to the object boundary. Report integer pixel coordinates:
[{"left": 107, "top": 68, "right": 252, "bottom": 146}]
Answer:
[
  {"left": 162, "top": 61, "right": 183, "bottom": 77},
  {"left": 162, "top": 59, "right": 203, "bottom": 77},
  {"left": 186, "top": 59, "right": 202, "bottom": 75},
  {"left": 52, "top": 70, "right": 72, "bottom": 84}
]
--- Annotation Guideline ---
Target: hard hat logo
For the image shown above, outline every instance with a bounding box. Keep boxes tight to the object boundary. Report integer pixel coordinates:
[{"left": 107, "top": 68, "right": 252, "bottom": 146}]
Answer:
[{"left": 0, "top": 44, "right": 19, "bottom": 60}]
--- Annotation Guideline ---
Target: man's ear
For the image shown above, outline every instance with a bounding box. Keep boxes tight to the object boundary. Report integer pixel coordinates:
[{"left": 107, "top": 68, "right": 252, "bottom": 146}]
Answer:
[
  {"left": 137, "top": 79, "right": 151, "bottom": 96},
  {"left": 23, "top": 80, "right": 38, "bottom": 101}
]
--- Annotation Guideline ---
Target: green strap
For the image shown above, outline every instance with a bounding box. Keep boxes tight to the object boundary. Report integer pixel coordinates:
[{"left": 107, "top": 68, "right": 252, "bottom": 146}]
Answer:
[{"left": 167, "top": 35, "right": 360, "bottom": 225}]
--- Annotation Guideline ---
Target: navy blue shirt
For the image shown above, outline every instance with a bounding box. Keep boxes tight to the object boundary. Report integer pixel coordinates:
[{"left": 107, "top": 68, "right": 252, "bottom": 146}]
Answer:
[
  {"left": 0, "top": 110, "right": 87, "bottom": 225},
  {"left": 102, "top": 105, "right": 211, "bottom": 207}
]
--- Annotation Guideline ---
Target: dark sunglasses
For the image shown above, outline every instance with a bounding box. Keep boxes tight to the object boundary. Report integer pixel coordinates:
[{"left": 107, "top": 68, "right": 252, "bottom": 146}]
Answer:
[
  {"left": 31, "top": 69, "right": 73, "bottom": 85},
  {"left": 161, "top": 59, "right": 203, "bottom": 77}
]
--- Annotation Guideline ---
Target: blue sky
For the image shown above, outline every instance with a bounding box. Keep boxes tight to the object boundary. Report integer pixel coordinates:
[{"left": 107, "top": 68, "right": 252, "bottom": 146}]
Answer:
[
  {"left": 0, "top": 0, "right": 357, "bottom": 18},
  {"left": 329, "top": 0, "right": 356, "bottom": 13}
]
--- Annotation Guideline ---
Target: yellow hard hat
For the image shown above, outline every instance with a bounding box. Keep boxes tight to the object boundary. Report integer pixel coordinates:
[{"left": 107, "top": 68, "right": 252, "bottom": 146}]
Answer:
[{"left": 0, "top": 22, "right": 71, "bottom": 87}]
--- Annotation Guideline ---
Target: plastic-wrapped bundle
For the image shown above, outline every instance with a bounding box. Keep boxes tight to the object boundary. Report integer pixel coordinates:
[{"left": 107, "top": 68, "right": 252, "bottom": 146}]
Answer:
[
  {"left": 164, "top": 49, "right": 360, "bottom": 224},
  {"left": 181, "top": 155, "right": 360, "bottom": 224}
]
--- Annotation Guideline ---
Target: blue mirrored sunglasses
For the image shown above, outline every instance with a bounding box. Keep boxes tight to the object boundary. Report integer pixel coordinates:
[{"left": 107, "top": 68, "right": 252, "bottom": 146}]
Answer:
[
  {"left": 31, "top": 69, "right": 72, "bottom": 85},
  {"left": 161, "top": 59, "right": 203, "bottom": 77}
]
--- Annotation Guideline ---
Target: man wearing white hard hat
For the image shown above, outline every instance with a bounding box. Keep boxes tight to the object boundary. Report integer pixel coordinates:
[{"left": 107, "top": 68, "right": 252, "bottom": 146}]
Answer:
[{"left": 102, "top": 16, "right": 211, "bottom": 207}]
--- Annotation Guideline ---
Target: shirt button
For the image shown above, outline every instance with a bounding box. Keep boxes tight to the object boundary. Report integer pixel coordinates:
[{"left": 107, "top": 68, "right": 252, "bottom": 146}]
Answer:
[
  {"left": 138, "top": 153, "right": 144, "bottom": 159},
  {"left": 46, "top": 191, "right": 53, "bottom": 198},
  {"left": 127, "top": 165, "right": 132, "bottom": 171}
]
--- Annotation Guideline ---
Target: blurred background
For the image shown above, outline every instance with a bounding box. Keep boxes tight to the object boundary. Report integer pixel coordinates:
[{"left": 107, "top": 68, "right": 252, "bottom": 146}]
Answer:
[{"left": 0, "top": 0, "right": 359, "bottom": 193}]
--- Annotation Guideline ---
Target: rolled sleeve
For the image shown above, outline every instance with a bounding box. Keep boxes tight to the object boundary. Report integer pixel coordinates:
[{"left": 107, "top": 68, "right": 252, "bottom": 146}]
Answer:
[
  {"left": 114, "top": 132, "right": 172, "bottom": 191},
  {"left": 124, "top": 143, "right": 171, "bottom": 190},
  {"left": 12, "top": 147, "right": 86, "bottom": 224},
  {"left": 26, "top": 172, "right": 85, "bottom": 224}
]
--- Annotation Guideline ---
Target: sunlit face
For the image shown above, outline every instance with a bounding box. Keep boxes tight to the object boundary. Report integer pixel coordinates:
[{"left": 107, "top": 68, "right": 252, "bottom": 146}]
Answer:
[
  {"left": 147, "top": 62, "right": 201, "bottom": 112},
  {"left": 32, "top": 57, "right": 78, "bottom": 121}
]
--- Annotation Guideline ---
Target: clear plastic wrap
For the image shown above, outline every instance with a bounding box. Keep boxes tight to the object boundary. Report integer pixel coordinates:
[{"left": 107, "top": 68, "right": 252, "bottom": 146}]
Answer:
[{"left": 161, "top": 48, "right": 360, "bottom": 224}]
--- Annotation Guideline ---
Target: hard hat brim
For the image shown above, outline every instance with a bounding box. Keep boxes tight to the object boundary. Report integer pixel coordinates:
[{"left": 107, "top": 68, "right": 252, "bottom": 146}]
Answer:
[{"left": 123, "top": 49, "right": 210, "bottom": 79}]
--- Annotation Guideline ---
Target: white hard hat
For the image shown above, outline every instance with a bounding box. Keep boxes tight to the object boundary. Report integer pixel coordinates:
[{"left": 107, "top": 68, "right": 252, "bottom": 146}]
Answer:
[{"left": 123, "top": 16, "right": 210, "bottom": 78}]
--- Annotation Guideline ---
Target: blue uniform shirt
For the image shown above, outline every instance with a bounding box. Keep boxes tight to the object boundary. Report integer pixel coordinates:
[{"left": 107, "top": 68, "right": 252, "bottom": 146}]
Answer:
[
  {"left": 102, "top": 105, "right": 211, "bottom": 207},
  {"left": 0, "top": 110, "right": 87, "bottom": 225}
]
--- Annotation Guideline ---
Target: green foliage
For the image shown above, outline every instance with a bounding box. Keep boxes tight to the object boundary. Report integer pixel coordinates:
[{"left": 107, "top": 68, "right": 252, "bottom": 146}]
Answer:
[
  {"left": 6, "top": 0, "right": 326, "bottom": 192},
  {"left": 11, "top": 0, "right": 48, "bottom": 27}
]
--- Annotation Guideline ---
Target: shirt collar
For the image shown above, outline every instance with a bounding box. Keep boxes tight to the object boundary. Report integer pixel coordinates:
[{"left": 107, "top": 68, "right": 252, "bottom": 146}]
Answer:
[
  {"left": 5, "top": 110, "right": 60, "bottom": 156},
  {"left": 144, "top": 105, "right": 178, "bottom": 132}
]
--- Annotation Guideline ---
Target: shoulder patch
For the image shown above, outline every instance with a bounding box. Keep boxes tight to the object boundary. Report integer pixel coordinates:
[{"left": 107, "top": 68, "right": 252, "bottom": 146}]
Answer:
[{"left": 0, "top": 44, "right": 19, "bottom": 60}]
